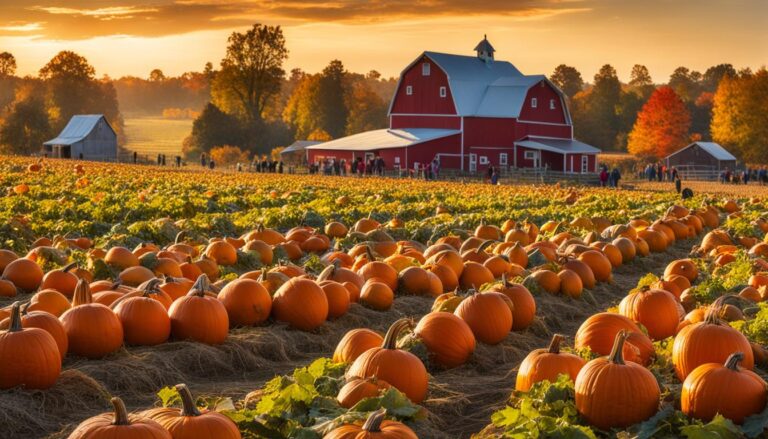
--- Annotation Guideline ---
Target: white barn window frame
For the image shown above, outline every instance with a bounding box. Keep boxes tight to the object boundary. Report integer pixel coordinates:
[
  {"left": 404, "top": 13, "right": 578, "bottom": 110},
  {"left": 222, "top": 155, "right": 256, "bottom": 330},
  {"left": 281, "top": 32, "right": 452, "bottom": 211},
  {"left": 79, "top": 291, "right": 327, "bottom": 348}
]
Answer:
[
  {"left": 550, "top": 99, "right": 556, "bottom": 109},
  {"left": 406, "top": 85, "right": 413, "bottom": 95},
  {"left": 439, "top": 86, "right": 447, "bottom": 98},
  {"left": 422, "top": 62, "right": 431, "bottom": 76},
  {"left": 524, "top": 150, "right": 537, "bottom": 160},
  {"left": 479, "top": 156, "right": 489, "bottom": 165},
  {"left": 499, "top": 153, "right": 508, "bottom": 166},
  {"left": 531, "top": 98, "right": 538, "bottom": 108}
]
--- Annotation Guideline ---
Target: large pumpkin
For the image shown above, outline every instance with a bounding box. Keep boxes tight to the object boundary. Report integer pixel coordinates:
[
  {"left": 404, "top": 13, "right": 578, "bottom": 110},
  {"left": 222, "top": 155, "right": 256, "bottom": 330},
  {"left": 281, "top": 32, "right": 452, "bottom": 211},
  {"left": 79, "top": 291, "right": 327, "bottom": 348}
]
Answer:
[
  {"left": 347, "top": 319, "right": 428, "bottom": 403},
  {"left": 168, "top": 275, "right": 229, "bottom": 345},
  {"left": 112, "top": 286, "right": 171, "bottom": 346},
  {"left": 575, "top": 331, "right": 660, "bottom": 430},
  {"left": 144, "top": 384, "right": 241, "bottom": 438},
  {"left": 333, "top": 328, "right": 384, "bottom": 364},
  {"left": 217, "top": 278, "right": 272, "bottom": 326},
  {"left": 40, "top": 262, "right": 79, "bottom": 297},
  {"left": 489, "top": 277, "right": 536, "bottom": 331},
  {"left": 454, "top": 292, "right": 513, "bottom": 345},
  {"left": 681, "top": 352, "right": 767, "bottom": 424},
  {"left": 414, "top": 312, "right": 476, "bottom": 368},
  {"left": 69, "top": 397, "right": 171, "bottom": 439},
  {"left": 515, "top": 334, "right": 585, "bottom": 392},
  {"left": 458, "top": 261, "right": 495, "bottom": 290},
  {"left": 0, "top": 302, "right": 61, "bottom": 389},
  {"left": 358, "top": 261, "right": 398, "bottom": 291},
  {"left": 359, "top": 281, "right": 394, "bottom": 311},
  {"left": 2, "top": 258, "right": 44, "bottom": 292},
  {"left": 618, "top": 288, "right": 681, "bottom": 341},
  {"left": 60, "top": 280, "right": 124, "bottom": 359},
  {"left": 577, "top": 250, "right": 612, "bottom": 282},
  {"left": 318, "top": 280, "right": 351, "bottom": 319},
  {"left": 673, "top": 302, "right": 754, "bottom": 380},
  {"left": 324, "top": 408, "right": 417, "bottom": 439},
  {"left": 203, "top": 240, "right": 238, "bottom": 266},
  {"left": 574, "top": 312, "right": 654, "bottom": 365},
  {"left": 0, "top": 305, "right": 68, "bottom": 361},
  {"left": 272, "top": 278, "right": 328, "bottom": 331},
  {"left": 664, "top": 259, "right": 699, "bottom": 283},
  {"left": 26, "top": 288, "right": 71, "bottom": 317}
]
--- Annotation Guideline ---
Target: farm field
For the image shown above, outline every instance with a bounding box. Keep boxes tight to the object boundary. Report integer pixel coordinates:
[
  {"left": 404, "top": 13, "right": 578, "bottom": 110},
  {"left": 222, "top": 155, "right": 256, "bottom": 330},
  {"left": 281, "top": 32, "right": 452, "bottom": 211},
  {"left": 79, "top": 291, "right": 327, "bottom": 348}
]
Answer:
[
  {"left": 2, "top": 156, "right": 768, "bottom": 438},
  {"left": 122, "top": 117, "right": 192, "bottom": 160}
]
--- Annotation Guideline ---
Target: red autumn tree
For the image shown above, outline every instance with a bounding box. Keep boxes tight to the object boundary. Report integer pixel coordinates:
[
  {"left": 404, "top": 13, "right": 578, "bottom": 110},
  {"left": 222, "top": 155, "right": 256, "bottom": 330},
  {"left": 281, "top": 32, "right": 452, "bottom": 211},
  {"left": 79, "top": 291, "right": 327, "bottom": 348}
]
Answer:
[{"left": 627, "top": 86, "right": 691, "bottom": 158}]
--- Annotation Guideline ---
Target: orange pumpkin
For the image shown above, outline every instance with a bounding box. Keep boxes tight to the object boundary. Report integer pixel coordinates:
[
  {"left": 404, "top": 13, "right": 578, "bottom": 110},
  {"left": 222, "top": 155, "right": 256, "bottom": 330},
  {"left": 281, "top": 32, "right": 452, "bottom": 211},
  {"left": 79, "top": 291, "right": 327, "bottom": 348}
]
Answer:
[
  {"left": 217, "top": 279, "right": 272, "bottom": 326},
  {"left": 272, "top": 278, "right": 328, "bottom": 331},
  {"left": 574, "top": 331, "right": 660, "bottom": 430},
  {"left": 490, "top": 278, "right": 536, "bottom": 331},
  {"left": 105, "top": 246, "right": 140, "bottom": 269},
  {"left": 360, "top": 281, "right": 394, "bottom": 311},
  {"left": 333, "top": 328, "right": 384, "bottom": 364},
  {"left": 68, "top": 397, "right": 171, "bottom": 439},
  {"left": 144, "top": 384, "right": 241, "bottom": 438},
  {"left": 574, "top": 312, "right": 654, "bottom": 365},
  {"left": 515, "top": 334, "right": 585, "bottom": 391},
  {"left": 577, "top": 250, "right": 612, "bottom": 282},
  {"left": 0, "top": 305, "right": 69, "bottom": 361},
  {"left": 358, "top": 261, "right": 398, "bottom": 291},
  {"left": 0, "top": 302, "right": 61, "bottom": 389},
  {"left": 681, "top": 352, "right": 767, "bottom": 424},
  {"left": 459, "top": 261, "right": 495, "bottom": 290},
  {"left": 113, "top": 286, "right": 171, "bottom": 346},
  {"left": 60, "top": 280, "right": 124, "bottom": 358},
  {"left": 664, "top": 259, "right": 699, "bottom": 283},
  {"left": 347, "top": 319, "right": 428, "bottom": 403},
  {"left": 168, "top": 275, "right": 229, "bottom": 345},
  {"left": 27, "top": 289, "right": 71, "bottom": 316},
  {"left": 619, "top": 288, "right": 682, "bottom": 341},
  {"left": 324, "top": 408, "right": 417, "bottom": 439},
  {"left": 319, "top": 280, "right": 351, "bottom": 319},
  {"left": 454, "top": 292, "right": 513, "bottom": 345},
  {"left": 40, "top": 262, "right": 79, "bottom": 297},
  {"left": 337, "top": 376, "right": 391, "bottom": 408},
  {"left": 2, "top": 258, "right": 44, "bottom": 293},
  {"left": 414, "top": 312, "right": 476, "bottom": 368}
]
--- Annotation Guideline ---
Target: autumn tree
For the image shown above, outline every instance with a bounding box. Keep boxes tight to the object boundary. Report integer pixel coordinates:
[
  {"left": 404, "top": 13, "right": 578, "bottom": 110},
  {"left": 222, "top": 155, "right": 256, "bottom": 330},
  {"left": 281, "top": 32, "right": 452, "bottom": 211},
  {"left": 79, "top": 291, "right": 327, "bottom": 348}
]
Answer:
[
  {"left": 572, "top": 65, "right": 624, "bottom": 150},
  {"left": 668, "top": 67, "right": 702, "bottom": 102},
  {"left": 308, "top": 128, "right": 332, "bottom": 141},
  {"left": 283, "top": 74, "right": 323, "bottom": 139},
  {"left": 711, "top": 68, "right": 768, "bottom": 163},
  {"left": 345, "top": 80, "right": 388, "bottom": 135},
  {"left": 182, "top": 103, "right": 245, "bottom": 159},
  {"left": 629, "top": 64, "right": 652, "bottom": 87},
  {"left": 149, "top": 69, "right": 166, "bottom": 82},
  {"left": 209, "top": 145, "right": 250, "bottom": 166},
  {"left": 550, "top": 64, "right": 584, "bottom": 99},
  {"left": 318, "top": 59, "right": 348, "bottom": 138},
  {"left": 0, "top": 52, "right": 16, "bottom": 77},
  {"left": 0, "top": 82, "right": 51, "bottom": 155},
  {"left": 627, "top": 86, "right": 690, "bottom": 158},
  {"left": 702, "top": 64, "right": 736, "bottom": 92},
  {"left": 211, "top": 24, "right": 288, "bottom": 123}
]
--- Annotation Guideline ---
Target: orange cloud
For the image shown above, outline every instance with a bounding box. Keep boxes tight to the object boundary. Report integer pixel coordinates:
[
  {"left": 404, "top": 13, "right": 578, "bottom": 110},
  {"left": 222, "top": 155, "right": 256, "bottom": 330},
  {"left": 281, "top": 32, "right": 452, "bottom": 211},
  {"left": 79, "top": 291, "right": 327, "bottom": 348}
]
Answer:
[{"left": 0, "top": 0, "right": 590, "bottom": 39}]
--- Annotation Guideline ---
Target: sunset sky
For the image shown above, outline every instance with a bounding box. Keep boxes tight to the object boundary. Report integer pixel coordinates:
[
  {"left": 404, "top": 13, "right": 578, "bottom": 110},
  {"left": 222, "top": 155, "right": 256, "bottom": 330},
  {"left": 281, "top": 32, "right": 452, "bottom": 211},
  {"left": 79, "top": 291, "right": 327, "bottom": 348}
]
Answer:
[{"left": 1, "top": 0, "right": 765, "bottom": 82}]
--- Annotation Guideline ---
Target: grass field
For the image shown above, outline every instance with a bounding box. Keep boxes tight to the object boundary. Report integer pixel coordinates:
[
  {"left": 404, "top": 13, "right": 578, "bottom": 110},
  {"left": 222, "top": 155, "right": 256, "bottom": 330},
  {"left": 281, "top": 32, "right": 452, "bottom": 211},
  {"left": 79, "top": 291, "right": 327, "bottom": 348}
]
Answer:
[{"left": 122, "top": 117, "right": 192, "bottom": 159}]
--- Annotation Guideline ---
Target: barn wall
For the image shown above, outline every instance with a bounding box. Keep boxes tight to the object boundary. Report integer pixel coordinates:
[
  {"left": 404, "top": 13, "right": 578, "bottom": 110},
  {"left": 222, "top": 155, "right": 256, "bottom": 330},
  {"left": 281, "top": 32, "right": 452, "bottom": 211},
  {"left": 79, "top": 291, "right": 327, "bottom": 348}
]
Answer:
[
  {"left": 81, "top": 119, "right": 117, "bottom": 160},
  {"left": 390, "top": 55, "right": 457, "bottom": 115},
  {"left": 518, "top": 82, "right": 568, "bottom": 124},
  {"left": 515, "top": 121, "right": 572, "bottom": 139},
  {"left": 406, "top": 134, "right": 462, "bottom": 170},
  {"left": 468, "top": 146, "right": 515, "bottom": 171},
  {"left": 541, "top": 150, "right": 565, "bottom": 171},
  {"left": 463, "top": 117, "right": 516, "bottom": 147},
  {"left": 390, "top": 115, "right": 461, "bottom": 129},
  {"left": 667, "top": 144, "right": 719, "bottom": 168}
]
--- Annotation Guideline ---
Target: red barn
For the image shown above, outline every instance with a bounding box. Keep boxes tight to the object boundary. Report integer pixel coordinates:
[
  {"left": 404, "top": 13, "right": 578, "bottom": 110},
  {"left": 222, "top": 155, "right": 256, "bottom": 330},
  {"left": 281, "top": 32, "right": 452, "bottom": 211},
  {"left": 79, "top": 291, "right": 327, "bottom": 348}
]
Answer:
[{"left": 307, "top": 37, "right": 600, "bottom": 173}]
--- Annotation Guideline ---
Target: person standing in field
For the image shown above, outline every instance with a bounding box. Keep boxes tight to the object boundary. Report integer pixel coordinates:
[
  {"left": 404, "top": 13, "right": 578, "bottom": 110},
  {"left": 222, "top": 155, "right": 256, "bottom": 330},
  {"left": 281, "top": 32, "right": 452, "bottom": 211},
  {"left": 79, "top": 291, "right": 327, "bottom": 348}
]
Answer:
[
  {"left": 599, "top": 166, "right": 608, "bottom": 187},
  {"left": 432, "top": 158, "right": 440, "bottom": 179},
  {"left": 491, "top": 168, "right": 499, "bottom": 185},
  {"left": 201, "top": 153, "right": 207, "bottom": 168},
  {"left": 611, "top": 167, "right": 621, "bottom": 188}
]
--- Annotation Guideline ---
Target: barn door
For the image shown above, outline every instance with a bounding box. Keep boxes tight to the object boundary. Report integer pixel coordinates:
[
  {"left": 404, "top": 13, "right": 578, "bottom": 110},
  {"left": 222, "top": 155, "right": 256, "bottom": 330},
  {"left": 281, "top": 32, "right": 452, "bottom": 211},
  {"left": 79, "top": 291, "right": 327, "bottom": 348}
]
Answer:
[
  {"left": 469, "top": 154, "right": 477, "bottom": 172},
  {"left": 581, "top": 155, "right": 589, "bottom": 174}
]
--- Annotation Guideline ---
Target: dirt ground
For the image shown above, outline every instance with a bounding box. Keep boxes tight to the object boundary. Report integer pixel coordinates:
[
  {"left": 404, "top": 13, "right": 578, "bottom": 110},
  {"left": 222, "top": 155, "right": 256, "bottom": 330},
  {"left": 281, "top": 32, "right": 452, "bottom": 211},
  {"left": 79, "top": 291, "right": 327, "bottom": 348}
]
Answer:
[{"left": 0, "top": 238, "right": 696, "bottom": 439}]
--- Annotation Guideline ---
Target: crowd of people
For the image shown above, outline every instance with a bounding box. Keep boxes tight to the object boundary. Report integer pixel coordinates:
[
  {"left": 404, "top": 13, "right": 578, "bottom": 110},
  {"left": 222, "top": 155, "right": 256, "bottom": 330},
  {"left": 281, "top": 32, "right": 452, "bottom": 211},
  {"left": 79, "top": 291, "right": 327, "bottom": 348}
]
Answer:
[
  {"left": 719, "top": 167, "right": 768, "bottom": 184},
  {"left": 599, "top": 165, "right": 622, "bottom": 188},
  {"left": 641, "top": 163, "right": 679, "bottom": 182}
]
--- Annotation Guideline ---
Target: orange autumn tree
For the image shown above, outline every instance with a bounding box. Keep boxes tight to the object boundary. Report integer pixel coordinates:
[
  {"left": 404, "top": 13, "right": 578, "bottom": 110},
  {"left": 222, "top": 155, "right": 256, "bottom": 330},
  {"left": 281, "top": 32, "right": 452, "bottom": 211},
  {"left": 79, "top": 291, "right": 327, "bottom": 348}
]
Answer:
[{"left": 627, "top": 86, "right": 691, "bottom": 159}]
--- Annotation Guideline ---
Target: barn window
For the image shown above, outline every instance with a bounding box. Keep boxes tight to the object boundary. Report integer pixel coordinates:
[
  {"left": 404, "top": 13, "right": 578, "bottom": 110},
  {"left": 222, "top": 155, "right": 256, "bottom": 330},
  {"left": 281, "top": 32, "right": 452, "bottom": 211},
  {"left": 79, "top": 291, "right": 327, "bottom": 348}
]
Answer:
[
  {"left": 524, "top": 151, "right": 537, "bottom": 160},
  {"left": 439, "top": 86, "right": 447, "bottom": 98},
  {"left": 499, "top": 153, "right": 508, "bottom": 166},
  {"left": 406, "top": 85, "right": 413, "bottom": 95},
  {"left": 550, "top": 99, "right": 556, "bottom": 109},
  {"left": 422, "top": 63, "right": 431, "bottom": 76},
  {"left": 531, "top": 98, "right": 538, "bottom": 108}
]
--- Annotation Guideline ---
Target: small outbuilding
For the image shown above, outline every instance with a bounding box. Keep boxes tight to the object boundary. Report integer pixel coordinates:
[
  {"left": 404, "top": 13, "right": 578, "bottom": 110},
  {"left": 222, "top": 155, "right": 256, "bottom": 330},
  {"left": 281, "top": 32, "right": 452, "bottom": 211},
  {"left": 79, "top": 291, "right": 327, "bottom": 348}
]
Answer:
[
  {"left": 280, "top": 140, "right": 321, "bottom": 164},
  {"left": 665, "top": 142, "right": 737, "bottom": 172},
  {"left": 43, "top": 115, "right": 117, "bottom": 161}
]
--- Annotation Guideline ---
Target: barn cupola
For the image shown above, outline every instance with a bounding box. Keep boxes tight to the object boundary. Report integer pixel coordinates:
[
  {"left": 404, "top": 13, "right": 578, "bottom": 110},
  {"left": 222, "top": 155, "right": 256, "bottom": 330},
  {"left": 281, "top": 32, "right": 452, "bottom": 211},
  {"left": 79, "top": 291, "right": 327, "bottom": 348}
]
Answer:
[{"left": 474, "top": 35, "right": 495, "bottom": 63}]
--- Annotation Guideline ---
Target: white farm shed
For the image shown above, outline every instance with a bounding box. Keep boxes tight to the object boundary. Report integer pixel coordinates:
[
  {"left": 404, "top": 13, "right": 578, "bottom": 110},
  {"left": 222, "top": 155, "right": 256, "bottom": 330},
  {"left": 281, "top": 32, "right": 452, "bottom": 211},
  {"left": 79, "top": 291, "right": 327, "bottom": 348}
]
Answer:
[{"left": 43, "top": 115, "right": 117, "bottom": 161}]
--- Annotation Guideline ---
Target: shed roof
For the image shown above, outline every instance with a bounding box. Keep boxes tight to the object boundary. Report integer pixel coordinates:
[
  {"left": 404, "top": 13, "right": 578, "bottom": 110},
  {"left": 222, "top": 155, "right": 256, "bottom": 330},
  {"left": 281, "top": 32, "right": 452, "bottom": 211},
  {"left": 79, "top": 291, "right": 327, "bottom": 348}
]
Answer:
[
  {"left": 306, "top": 128, "right": 460, "bottom": 152},
  {"left": 516, "top": 136, "right": 601, "bottom": 154},
  {"left": 666, "top": 142, "right": 737, "bottom": 161},
  {"left": 281, "top": 140, "right": 322, "bottom": 154},
  {"left": 44, "top": 115, "right": 112, "bottom": 146}
]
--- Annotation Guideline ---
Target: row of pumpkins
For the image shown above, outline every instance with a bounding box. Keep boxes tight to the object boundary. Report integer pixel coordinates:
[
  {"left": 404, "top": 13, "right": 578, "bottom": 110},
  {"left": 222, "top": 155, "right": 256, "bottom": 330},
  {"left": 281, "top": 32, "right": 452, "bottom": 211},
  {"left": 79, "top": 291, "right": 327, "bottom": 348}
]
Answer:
[
  {"left": 65, "top": 384, "right": 417, "bottom": 439},
  {"left": 0, "top": 201, "right": 725, "bottom": 392}
]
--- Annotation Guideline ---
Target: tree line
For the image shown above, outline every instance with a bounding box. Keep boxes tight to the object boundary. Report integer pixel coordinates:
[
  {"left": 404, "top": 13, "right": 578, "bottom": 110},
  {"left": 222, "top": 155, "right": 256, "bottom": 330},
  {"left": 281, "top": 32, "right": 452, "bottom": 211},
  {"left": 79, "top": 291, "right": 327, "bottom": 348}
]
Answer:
[{"left": 0, "top": 25, "right": 765, "bottom": 163}]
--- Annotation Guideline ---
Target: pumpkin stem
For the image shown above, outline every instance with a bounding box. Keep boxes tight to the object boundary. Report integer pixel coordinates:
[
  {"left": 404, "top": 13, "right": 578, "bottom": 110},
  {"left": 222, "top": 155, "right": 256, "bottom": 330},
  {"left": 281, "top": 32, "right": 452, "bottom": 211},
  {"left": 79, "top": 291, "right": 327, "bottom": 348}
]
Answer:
[
  {"left": 175, "top": 384, "right": 202, "bottom": 417},
  {"left": 381, "top": 318, "right": 413, "bottom": 350},
  {"left": 365, "top": 245, "right": 376, "bottom": 262},
  {"left": 174, "top": 231, "right": 186, "bottom": 245},
  {"left": 8, "top": 302, "right": 22, "bottom": 332},
  {"left": 501, "top": 273, "right": 509, "bottom": 287},
  {"left": 547, "top": 334, "right": 564, "bottom": 354},
  {"left": 62, "top": 262, "right": 78, "bottom": 273},
  {"left": 189, "top": 274, "right": 211, "bottom": 297},
  {"left": 317, "top": 264, "right": 335, "bottom": 282},
  {"left": 110, "top": 397, "right": 131, "bottom": 426},
  {"left": 608, "top": 330, "right": 628, "bottom": 365},
  {"left": 361, "top": 408, "right": 387, "bottom": 432},
  {"left": 71, "top": 279, "right": 93, "bottom": 307},
  {"left": 725, "top": 352, "right": 744, "bottom": 371}
]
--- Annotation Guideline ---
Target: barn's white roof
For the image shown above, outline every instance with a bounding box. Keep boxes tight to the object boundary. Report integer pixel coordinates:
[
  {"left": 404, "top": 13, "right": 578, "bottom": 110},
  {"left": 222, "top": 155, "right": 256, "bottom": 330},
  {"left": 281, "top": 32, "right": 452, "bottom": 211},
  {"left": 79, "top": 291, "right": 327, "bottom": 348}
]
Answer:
[
  {"left": 667, "top": 142, "right": 737, "bottom": 161},
  {"left": 306, "top": 128, "right": 460, "bottom": 152},
  {"left": 44, "top": 115, "right": 111, "bottom": 146},
  {"left": 516, "top": 136, "right": 600, "bottom": 154},
  {"left": 281, "top": 140, "right": 322, "bottom": 154}
]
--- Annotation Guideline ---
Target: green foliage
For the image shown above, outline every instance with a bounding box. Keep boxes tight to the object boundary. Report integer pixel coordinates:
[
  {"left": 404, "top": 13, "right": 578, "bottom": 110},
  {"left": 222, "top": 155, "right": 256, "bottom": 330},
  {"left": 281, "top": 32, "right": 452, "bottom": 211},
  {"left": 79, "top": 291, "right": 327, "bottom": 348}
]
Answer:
[{"left": 732, "top": 302, "right": 768, "bottom": 345}]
